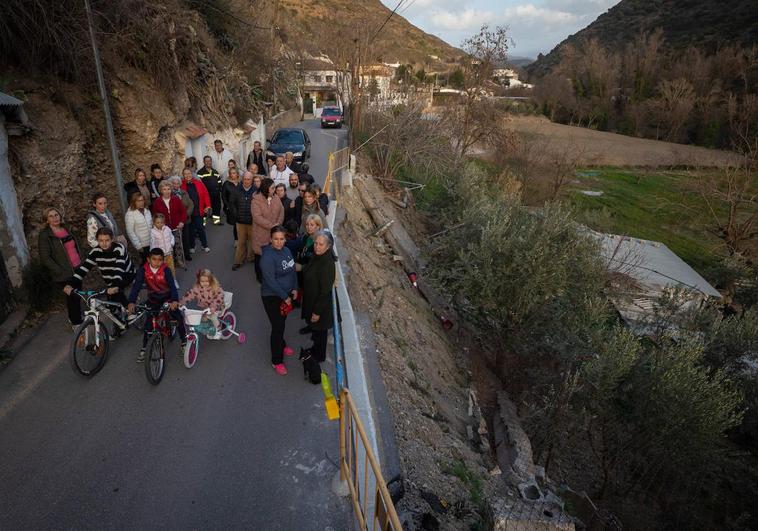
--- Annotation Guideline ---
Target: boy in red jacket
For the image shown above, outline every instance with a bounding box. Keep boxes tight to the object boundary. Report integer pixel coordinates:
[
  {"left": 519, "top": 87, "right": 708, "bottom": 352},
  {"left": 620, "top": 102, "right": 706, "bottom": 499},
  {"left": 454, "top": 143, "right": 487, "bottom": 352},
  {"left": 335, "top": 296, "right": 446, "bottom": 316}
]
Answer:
[{"left": 128, "top": 248, "right": 187, "bottom": 362}]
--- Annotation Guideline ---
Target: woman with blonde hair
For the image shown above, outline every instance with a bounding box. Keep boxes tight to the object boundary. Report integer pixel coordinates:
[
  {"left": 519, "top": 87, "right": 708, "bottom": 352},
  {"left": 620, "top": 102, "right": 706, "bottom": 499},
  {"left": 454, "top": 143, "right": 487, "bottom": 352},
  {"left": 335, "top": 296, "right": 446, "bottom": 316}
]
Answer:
[{"left": 124, "top": 192, "right": 152, "bottom": 264}]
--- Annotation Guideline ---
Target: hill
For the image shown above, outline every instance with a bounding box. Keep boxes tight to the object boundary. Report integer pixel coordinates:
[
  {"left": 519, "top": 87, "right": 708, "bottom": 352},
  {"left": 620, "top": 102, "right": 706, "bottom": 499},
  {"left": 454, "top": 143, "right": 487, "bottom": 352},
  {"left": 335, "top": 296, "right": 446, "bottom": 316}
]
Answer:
[
  {"left": 528, "top": 0, "right": 758, "bottom": 76},
  {"left": 276, "top": 0, "right": 463, "bottom": 66}
]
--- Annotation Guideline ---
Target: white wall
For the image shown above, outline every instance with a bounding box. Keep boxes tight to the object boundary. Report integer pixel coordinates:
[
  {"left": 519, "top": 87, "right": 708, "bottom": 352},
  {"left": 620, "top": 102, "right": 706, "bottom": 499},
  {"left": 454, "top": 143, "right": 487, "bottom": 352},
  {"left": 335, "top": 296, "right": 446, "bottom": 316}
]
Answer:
[{"left": 0, "top": 114, "right": 30, "bottom": 287}]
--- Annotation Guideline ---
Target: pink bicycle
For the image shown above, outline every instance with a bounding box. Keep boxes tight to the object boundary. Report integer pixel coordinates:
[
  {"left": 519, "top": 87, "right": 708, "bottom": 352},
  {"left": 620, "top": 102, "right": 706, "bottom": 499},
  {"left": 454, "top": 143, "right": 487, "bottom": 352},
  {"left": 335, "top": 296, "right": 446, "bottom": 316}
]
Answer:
[{"left": 181, "top": 291, "right": 246, "bottom": 368}]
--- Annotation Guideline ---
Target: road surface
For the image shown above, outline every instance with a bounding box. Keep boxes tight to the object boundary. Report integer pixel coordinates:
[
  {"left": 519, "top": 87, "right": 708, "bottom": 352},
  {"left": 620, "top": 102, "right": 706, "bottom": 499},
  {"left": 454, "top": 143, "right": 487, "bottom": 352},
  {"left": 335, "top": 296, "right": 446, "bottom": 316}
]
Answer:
[{"left": 0, "top": 120, "right": 350, "bottom": 530}]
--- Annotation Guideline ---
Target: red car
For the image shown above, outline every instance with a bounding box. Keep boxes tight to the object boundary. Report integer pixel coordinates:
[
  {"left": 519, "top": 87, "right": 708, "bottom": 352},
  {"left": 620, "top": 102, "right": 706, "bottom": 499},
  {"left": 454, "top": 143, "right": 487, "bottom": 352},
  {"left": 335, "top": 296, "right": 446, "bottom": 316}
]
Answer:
[{"left": 320, "top": 106, "right": 343, "bottom": 128}]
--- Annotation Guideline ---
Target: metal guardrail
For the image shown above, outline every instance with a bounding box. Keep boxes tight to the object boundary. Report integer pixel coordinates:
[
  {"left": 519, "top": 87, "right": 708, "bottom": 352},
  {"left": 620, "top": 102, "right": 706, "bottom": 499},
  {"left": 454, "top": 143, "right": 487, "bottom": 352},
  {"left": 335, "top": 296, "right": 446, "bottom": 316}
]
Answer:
[
  {"left": 339, "top": 388, "right": 403, "bottom": 531},
  {"left": 324, "top": 147, "right": 351, "bottom": 199}
]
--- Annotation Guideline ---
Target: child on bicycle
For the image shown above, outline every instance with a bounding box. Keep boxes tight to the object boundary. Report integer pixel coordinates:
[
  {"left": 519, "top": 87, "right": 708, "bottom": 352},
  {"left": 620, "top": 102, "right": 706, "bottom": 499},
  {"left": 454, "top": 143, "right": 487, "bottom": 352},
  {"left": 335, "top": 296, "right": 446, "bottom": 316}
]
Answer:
[
  {"left": 179, "top": 269, "right": 225, "bottom": 339},
  {"left": 127, "top": 247, "right": 186, "bottom": 362},
  {"left": 65, "top": 227, "right": 135, "bottom": 337}
]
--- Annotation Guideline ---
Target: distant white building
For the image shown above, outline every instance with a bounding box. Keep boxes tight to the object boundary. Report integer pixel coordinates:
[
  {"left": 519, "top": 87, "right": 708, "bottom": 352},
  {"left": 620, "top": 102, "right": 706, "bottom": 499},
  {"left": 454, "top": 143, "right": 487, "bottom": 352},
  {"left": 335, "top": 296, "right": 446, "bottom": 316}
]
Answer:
[
  {"left": 360, "top": 65, "right": 393, "bottom": 101},
  {"left": 493, "top": 68, "right": 533, "bottom": 89}
]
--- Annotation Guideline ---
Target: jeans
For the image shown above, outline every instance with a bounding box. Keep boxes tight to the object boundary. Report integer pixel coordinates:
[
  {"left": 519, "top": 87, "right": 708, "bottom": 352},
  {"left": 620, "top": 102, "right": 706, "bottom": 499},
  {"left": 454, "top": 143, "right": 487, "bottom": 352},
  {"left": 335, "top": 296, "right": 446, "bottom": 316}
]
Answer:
[
  {"left": 187, "top": 215, "right": 208, "bottom": 250},
  {"left": 262, "top": 296, "right": 288, "bottom": 365}
]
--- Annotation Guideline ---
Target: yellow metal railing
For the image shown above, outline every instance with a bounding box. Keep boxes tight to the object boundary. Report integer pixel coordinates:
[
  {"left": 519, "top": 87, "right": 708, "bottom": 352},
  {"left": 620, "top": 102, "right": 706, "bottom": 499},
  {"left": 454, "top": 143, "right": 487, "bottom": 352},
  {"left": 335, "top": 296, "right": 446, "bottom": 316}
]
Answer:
[
  {"left": 324, "top": 147, "right": 351, "bottom": 199},
  {"left": 339, "top": 388, "right": 403, "bottom": 531}
]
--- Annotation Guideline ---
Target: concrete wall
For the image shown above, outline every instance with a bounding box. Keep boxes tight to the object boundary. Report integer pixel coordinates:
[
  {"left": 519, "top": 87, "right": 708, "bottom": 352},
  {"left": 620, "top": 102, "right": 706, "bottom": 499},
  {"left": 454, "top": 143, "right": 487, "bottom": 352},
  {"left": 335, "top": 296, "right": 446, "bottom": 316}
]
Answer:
[
  {"left": 0, "top": 114, "right": 30, "bottom": 288},
  {"left": 266, "top": 108, "right": 302, "bottom": 139}
]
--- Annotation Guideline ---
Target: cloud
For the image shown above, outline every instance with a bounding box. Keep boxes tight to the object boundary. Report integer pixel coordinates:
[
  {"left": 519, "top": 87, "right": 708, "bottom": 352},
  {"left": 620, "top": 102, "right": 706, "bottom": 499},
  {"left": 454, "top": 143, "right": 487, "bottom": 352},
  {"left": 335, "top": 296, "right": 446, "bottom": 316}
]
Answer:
[
  {"left": 503, "top": 4, "right": 579, "bottom": 27},
  {"left": 429, "top": 8, "right": 495, "bottom": 31},
  {"left": 542, "top": 0, "right": 619, "bottom": 16}
]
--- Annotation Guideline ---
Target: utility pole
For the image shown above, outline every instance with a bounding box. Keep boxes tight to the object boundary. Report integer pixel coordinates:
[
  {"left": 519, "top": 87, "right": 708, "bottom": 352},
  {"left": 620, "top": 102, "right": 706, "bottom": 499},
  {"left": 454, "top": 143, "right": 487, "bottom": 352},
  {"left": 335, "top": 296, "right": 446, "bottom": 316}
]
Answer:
[
  {"left": 271, "top": 25, "right": 277, "bottom": 113},
  {"left": 84, "top": 0, "right": 126, "bottom": 214}
]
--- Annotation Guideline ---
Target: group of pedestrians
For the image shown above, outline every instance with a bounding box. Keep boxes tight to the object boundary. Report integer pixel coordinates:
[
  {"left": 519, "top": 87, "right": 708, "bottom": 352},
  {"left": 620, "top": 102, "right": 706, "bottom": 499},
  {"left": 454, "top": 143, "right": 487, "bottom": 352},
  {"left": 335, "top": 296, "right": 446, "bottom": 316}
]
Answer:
[{"left": 38, "top": 137, "right": 336, "bottom": 377}]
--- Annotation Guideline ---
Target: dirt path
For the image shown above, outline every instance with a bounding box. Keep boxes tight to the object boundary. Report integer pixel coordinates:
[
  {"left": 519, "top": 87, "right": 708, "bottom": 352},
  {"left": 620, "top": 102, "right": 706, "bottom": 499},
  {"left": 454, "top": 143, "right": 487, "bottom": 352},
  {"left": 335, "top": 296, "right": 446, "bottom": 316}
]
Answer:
[{"left": 506, "top": 115, "right": 742, "bottom": 167}]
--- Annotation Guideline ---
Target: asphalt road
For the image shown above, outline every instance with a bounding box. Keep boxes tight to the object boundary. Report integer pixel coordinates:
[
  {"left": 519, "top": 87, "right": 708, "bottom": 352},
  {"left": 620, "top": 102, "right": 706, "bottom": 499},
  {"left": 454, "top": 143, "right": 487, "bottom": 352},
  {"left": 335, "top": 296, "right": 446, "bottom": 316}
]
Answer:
[{"left": 0, "top": 119, "right": 350, "bottom": 530}]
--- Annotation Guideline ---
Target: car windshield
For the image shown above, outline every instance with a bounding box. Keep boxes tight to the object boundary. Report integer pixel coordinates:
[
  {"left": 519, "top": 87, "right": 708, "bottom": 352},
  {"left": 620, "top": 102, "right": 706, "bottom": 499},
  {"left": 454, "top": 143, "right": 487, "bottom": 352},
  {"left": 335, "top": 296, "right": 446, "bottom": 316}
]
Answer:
[
  {"left": 322, "top": 108, "right": 341, "bottom": 116},
  {"left": 272, "top": 130, "right": 304, "bottom": 144}
]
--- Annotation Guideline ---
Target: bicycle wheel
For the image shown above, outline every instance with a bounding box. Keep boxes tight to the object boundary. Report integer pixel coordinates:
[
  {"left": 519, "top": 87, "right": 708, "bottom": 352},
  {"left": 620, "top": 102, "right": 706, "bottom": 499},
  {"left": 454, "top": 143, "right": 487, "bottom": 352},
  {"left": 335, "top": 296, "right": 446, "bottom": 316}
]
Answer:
[
  {"left": 144, "top": 333, "right": 166, "bottom": 385},
  {"left": 183, "top": 333, "right": 199, "bottom": 369},
  {"left": 70, "top": 317, "right": 109, "bottom": 378},
  {"left": 219, "top": 311, "right": 236, "bottom": 340}
]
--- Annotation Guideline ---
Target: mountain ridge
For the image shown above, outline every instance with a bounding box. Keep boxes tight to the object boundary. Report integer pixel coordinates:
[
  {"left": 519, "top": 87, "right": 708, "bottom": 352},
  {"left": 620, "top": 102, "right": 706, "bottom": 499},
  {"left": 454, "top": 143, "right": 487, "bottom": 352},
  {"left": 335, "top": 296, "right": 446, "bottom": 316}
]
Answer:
[{"left": 528, "top": 0, "right": 758, "bottom": 77}]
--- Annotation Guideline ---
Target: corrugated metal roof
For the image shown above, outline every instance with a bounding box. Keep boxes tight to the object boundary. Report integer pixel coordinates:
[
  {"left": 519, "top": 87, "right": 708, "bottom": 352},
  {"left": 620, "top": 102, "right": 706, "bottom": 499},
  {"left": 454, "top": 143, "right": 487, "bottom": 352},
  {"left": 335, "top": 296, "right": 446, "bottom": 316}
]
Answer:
[
  {"left": 595, "top": 232, "right": 721, "bottom": 298},
  {"left": 0, "top": 92, "right": 23, "bottom": 108}
]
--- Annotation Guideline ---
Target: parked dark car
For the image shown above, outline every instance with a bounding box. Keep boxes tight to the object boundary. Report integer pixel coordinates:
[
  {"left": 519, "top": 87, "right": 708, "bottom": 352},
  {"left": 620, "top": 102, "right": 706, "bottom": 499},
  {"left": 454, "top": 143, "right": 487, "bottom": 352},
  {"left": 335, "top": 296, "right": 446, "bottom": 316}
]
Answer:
[
  {"left": 320, "top": 106, "right": 343, "bottom": 128},
  {"left": 266, "top": 128, "right": 311, "bottom": 163}
]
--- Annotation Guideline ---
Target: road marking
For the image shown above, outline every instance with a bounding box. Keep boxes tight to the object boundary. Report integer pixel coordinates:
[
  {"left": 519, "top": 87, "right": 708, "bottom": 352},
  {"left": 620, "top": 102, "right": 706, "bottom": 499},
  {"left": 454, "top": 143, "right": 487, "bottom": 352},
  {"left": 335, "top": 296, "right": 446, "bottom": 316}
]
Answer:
[{"left": 0, "top": 339, "right": 68, "bottom": 423}]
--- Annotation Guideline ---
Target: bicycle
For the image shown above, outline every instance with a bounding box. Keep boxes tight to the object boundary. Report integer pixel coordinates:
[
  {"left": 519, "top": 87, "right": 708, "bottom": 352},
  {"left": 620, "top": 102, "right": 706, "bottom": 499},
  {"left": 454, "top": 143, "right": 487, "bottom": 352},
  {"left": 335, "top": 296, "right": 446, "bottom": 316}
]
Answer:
[
  {"left": 69, "top": 289, "right": 146, "bottom": 378},
  {"left": 140, "top": 302, "right": 180, "bottom": 385},
  {"left": 181, "top": 291, "right": 246, "bottom": 369}
]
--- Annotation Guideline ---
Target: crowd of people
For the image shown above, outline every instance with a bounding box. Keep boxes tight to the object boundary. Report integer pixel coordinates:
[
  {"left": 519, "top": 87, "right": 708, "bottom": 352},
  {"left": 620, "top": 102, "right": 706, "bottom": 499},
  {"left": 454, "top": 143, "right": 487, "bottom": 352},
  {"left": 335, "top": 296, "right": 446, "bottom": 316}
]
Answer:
[{"left": 38, "top": 138, "right": 335, "bottom": 377}]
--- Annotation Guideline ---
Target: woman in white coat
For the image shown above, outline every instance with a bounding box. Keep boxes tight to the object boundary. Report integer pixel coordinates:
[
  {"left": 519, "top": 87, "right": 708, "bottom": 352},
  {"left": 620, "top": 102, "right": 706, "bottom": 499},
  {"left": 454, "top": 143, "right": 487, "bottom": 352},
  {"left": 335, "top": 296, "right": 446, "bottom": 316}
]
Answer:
[{"left": 124, "top": 192, "right": 153, "bottom": 264}]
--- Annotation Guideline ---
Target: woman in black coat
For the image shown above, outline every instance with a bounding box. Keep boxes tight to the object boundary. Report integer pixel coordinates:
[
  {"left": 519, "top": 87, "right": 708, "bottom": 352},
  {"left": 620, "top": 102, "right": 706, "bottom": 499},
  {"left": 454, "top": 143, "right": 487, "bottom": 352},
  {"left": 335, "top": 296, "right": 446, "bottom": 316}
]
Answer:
[
  {"left": 38, "top": 207, "right": 83, "bottom": 326},
  {"left": 222, "top": 167, "right": 242, "bottom": 244},
  {"left": 300, "top": 230, "right": 336, "bottom": 363}
]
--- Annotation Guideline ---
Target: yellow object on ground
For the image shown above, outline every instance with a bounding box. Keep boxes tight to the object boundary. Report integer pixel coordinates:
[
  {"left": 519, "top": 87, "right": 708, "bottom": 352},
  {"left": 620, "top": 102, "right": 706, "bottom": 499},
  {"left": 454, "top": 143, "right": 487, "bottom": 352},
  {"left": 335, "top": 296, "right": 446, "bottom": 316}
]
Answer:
[{"left": 321, "top": 373, "right": 340, "bottom": 420}]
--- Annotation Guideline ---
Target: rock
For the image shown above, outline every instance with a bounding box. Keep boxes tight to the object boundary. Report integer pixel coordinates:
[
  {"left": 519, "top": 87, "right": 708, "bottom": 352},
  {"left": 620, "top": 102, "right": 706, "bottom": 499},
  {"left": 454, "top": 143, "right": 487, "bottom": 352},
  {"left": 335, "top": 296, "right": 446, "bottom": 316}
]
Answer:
[
  {"left": 490, "top": 497, "right": 576, "bottom": 531},
  {"left": 493, "top": 391, "right": 536, "bottom": 486}
]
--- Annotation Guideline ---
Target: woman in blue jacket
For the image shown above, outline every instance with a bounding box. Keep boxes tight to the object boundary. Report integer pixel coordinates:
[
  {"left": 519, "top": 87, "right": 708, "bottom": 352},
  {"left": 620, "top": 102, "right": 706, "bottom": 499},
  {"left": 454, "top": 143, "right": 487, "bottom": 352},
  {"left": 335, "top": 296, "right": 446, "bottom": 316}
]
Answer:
[{"left": 260, "top": 225, "right": 298, "bottom": 375}]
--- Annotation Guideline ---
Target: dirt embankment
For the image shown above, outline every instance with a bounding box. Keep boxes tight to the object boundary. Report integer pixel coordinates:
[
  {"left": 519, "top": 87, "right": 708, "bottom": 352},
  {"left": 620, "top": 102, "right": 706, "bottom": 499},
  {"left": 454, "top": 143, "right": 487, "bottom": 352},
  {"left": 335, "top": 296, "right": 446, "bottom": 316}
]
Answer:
[
  {"left": 505, "top": 115, "right": 742, "bottom": 167},
  {"left": 338, "top": 175, "right": 512, "bottom": 529}
]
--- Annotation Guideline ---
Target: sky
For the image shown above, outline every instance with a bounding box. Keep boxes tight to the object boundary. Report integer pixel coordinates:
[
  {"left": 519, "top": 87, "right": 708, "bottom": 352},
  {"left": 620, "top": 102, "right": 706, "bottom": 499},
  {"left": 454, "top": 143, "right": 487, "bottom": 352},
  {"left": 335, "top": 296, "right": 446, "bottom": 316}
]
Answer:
[{"left": 380, "top": 0, "right": 621, "bottom": 59}]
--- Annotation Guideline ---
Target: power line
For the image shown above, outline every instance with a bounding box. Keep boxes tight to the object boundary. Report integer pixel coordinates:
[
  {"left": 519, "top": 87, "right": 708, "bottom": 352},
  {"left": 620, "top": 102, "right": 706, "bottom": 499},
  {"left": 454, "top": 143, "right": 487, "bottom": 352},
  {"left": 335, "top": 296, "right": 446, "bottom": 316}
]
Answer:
[
  {"left": 398, "top": 0, "right": 418, "bottom": 16},
  {"left": 368, "top": 0, "right": 406, "bottom": 45},
  {"left": 187, "top": 0, "right": 272, "bottom": 31}
]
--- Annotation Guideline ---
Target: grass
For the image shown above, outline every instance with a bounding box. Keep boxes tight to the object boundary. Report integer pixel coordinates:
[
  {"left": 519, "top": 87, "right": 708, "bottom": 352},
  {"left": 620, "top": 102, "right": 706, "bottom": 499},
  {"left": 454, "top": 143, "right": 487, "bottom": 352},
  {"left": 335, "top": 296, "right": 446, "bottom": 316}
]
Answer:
[
  {"left": 564, "top": 168, "right": 728, "bottom": 276},
  {"left": 444, "top": 460, "right": 487, "bottom": 530}
]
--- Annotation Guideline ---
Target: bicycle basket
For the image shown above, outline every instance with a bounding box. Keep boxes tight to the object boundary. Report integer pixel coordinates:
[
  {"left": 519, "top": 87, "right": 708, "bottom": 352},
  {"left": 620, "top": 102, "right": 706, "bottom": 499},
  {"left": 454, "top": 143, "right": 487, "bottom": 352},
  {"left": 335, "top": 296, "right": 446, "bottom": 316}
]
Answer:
[{"left": 184, "top": 308, "right": 205, "bottom": 326}]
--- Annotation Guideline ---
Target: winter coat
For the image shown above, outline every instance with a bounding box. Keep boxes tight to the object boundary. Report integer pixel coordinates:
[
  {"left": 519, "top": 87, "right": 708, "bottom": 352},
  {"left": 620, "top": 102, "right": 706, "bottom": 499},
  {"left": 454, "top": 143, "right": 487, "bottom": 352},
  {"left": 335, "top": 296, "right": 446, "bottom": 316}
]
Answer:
[
  {"left": 181, "top": 178, "right": 211, "bottom": 216},
  {"left": 301, "top": 250, "right": 336, "bottom": 331},
  {"left": 222, "top": 180, "right": 241, "bottom": 223},
  {"left": 86, "top": 209, "right": 121, "bottom": 248},
  {"left": 38, "top": 225, "right": 82, "bottom": 282},
  {"left": 299, "top": 201, "right": 326, "bottom": 236},
  {"left": 174, "top": 188, "right": 194, "bottom": 218},
  {"left": 246, "top": 149, "right": 268, "bottom": 175},
  {"left": 150, "top": 226, "right": 175, "bottom": 255},
  {"left": 151, "top": 195, "right": 187, "bottom": 230},
  {"left": 197, "top": 166, "right": 221, "bottom": 197},
  {"left": 209, "top": 147, "right": 234, "bottom": 181},
  {"left": 252, "top": 192, "right": 284, "bottom": 255},
  {"left": 124, "top": 208, "right": 152, "bottom": 250},
  {"left": 231, "top": 184, "right": 256, "bottom": 225},
  {"left": 124, "top": 180, "right": 152, "bottom": 207}
]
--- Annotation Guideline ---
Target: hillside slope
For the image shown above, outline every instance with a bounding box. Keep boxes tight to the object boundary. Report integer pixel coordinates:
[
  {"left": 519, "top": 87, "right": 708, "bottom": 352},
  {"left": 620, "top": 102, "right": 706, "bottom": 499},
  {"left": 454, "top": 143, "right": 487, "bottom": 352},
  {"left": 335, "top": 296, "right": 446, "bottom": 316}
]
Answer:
[
  {"left": 277, "top": 0, "right": 462, "bottom": 65},
  {"left": 528, "top": 0, "right": 758, "bottom": 76}
]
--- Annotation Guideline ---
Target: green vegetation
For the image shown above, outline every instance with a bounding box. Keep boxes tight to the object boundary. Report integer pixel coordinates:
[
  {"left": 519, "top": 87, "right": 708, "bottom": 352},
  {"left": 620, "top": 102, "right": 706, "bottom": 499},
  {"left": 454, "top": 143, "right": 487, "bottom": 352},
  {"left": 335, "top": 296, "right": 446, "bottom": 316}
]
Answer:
[
  {"left": 361, "top": 102, "right": 758, "bottom": 531},
  {"left": 566, "top": 168, "right": 725, "bottom": 274}
]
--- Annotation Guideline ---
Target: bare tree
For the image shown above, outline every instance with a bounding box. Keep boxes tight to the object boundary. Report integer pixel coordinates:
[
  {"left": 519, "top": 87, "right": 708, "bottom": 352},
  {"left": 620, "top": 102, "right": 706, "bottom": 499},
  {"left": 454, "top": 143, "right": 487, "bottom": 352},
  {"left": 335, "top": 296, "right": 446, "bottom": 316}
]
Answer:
[{"left": 444, "top": 25, "right": 510, "bottom": 159}]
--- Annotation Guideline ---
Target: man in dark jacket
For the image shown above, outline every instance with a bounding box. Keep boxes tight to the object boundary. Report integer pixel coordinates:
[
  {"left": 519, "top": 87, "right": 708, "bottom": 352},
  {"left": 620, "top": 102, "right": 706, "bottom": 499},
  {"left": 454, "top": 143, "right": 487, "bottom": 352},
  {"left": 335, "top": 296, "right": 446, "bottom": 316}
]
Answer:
[
  {"left": 198, "top": 155, "right": 222, "bottom": 225},
  {"left": 231, "top": 172, "right": 257, "bottom": 270},
  {"left": 246, "top": 140, "right": 268, "bottom": 176}
]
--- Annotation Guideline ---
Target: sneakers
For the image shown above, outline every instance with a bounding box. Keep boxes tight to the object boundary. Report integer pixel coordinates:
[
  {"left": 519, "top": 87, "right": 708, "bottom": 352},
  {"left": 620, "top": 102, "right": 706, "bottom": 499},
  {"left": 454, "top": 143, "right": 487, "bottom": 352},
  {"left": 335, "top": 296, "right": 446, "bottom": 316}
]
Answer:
[
  {"left": 283, "top": 346, "right": 295, "bottom": 357},
  {"left": 203, "top": 247, "right": 211, "bottom": 253},
  {"left": 189, "top": 248, "right": 196, "bottom": 254},
  {"left": 137, "top": 349, "right": 145, "bottom": 363},
  {"left": 272, "top": 363, "right": 288, "bottom": 375}
]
